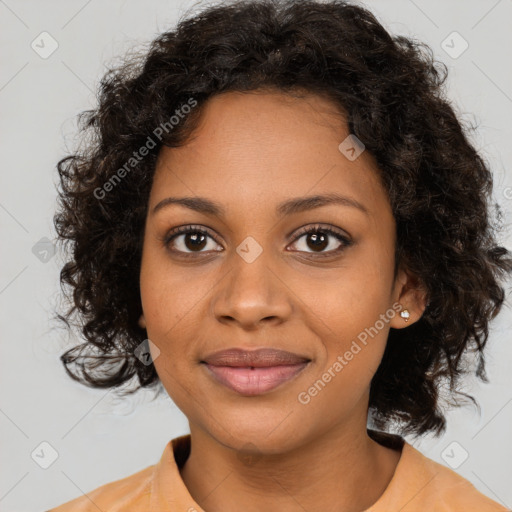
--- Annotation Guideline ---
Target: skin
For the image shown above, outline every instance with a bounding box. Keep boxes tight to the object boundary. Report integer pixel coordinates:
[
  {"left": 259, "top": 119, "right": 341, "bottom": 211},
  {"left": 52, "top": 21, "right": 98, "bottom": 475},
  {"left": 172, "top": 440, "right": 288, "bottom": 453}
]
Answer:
[{"left": 138, "top": 89, "right": 427, "bottom": 512}]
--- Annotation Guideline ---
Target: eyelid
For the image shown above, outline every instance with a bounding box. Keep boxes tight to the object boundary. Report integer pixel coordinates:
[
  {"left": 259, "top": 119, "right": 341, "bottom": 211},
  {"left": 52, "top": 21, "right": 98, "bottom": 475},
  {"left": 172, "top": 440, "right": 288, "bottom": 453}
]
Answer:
[
  {"left": 160, "top": 224, "right": 221, "bottom": 246},
  {"left": 291, "top": 223, "right": 352, "bottom": 243}
]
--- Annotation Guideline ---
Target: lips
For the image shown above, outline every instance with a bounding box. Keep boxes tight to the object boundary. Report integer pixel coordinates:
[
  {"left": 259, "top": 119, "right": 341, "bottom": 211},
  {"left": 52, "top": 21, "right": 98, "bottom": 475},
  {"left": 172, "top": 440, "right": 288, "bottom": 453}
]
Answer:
[
  {"left": 201, "top": 348, "right": 311, "bottom": 396},
  {"left": 201, "top": 348, "right": 310, "bottom": 367}
]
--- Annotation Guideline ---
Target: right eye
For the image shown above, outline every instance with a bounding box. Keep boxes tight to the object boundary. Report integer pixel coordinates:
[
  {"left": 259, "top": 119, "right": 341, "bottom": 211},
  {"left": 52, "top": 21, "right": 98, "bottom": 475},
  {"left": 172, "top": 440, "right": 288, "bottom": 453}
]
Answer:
[{"left": 162, "top": 225, "right": 223, "bottom": 257}]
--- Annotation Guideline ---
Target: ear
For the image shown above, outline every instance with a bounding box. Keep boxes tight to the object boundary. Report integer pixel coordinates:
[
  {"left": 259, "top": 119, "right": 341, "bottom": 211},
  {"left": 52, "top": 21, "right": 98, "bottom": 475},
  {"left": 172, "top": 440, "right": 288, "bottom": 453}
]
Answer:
[
  {"left": 389, "top": 267, "right": 428, "bottom": 329},
  {"left": 138, "top": 313, "right": 147, "bottom": 329}
]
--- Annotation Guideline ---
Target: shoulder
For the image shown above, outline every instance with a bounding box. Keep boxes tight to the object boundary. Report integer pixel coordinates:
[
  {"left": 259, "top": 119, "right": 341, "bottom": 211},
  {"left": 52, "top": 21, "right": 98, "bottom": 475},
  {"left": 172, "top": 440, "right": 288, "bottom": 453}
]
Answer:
[
  {"left": 392, "top": 442, "right": 509, "bottom": 511},
  {"left": 47, "top": 464, "right": 155, "bottom": 512}
]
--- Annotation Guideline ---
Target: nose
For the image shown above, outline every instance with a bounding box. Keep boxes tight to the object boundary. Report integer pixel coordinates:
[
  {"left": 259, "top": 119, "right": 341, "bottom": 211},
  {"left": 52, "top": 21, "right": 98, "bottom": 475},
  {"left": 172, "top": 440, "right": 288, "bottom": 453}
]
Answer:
[{"left": 211, "top": 248, "right": 293, "bottom": 329}]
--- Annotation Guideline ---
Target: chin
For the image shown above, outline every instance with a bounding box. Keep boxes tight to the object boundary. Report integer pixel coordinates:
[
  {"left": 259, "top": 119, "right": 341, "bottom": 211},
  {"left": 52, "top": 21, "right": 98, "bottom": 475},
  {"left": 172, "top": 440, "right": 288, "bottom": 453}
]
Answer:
[{"left": 205, "top": 413, "right": 311, "bottom": 456}]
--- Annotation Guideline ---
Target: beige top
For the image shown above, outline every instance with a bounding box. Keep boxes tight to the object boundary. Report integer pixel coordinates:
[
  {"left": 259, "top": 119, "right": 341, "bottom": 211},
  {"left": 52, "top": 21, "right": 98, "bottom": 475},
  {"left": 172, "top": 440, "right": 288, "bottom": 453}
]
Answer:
[{"left": 48, "top": 430, "right": 509, "bottom": 511}]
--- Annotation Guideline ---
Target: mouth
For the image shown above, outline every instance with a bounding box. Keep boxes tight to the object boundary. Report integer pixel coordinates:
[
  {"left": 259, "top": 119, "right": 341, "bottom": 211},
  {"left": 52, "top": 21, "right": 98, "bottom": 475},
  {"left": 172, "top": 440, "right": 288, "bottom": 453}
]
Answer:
[{"left": 200, "top": 348, "right": 311, "bottom": 396}]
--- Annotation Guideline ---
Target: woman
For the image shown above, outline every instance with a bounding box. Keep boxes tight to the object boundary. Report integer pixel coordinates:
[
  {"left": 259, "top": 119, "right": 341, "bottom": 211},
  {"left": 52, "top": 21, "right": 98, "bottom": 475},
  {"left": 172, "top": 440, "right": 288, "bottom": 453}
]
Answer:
[{"left": 48, "top": 0, "right": 512, "bottom": 510}]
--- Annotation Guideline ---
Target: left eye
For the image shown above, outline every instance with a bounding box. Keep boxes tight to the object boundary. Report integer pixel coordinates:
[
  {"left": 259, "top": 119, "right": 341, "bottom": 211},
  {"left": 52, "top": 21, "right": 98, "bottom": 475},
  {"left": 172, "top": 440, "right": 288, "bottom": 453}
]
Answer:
[{"left": 289, "top": 226, "right": 352, "bottom": 256}]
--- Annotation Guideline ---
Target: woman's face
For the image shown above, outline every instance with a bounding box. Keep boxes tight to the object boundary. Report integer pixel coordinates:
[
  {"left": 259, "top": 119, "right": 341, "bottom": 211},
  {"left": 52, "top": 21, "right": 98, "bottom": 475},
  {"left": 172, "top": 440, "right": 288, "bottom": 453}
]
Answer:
[{"left": 139, "top": 90, "right": 423, "bottom": 453}]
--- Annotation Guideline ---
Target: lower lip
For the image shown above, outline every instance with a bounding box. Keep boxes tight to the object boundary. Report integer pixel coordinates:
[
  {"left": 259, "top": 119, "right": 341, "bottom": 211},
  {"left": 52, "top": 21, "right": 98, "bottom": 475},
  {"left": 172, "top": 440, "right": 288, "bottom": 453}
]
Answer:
[{"left": 203, "top": 362, "right": 309, "bottom": 396}]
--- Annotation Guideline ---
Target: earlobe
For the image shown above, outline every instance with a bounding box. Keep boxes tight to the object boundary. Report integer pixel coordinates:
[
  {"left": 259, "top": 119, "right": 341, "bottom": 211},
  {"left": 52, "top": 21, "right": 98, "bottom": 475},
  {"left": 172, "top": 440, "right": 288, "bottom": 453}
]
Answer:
[
  {"left": 399, "top": 307, "right": 411, "bottom": 322},
  {"left": 390, "top": 303, "right": 413, "bottom": 328},
  {"left": 390, "top": 269, "right": 428, "bottom": 329},
  {"left": 138, "top": 314, "right": 146, "bottom": 329}
]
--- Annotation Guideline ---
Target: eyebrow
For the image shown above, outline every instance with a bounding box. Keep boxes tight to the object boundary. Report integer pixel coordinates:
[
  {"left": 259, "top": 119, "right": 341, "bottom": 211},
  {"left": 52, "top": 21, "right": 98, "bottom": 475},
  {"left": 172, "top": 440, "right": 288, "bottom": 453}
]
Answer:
[{"left": 151, "top": 193, "right": 370, "bottom": 218}]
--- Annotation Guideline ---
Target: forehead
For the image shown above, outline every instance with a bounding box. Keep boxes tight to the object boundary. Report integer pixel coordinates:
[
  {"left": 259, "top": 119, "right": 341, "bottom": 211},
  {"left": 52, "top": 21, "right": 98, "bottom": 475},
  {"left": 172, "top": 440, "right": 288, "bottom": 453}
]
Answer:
[{"left": 150, "top": 90, "right": 391, "bottom": 222}]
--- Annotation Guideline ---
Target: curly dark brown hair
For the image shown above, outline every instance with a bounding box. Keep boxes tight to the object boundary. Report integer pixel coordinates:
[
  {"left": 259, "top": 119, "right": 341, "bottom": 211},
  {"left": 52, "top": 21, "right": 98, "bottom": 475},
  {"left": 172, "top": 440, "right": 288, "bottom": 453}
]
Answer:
[{"left": 53, "top": 0, "right": 512, "bottom": 438}]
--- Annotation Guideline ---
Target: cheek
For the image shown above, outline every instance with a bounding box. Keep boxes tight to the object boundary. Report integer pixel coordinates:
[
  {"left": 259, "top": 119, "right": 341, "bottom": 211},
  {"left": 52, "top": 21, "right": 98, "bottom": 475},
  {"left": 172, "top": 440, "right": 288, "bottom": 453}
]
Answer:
[
  {"left": 296, "top": 300, "right": 391, "bottom": 425},
  {"left": 306, "top": 263, "right": 391, "bottom": 340},
  {"left": 140, "top": 252, "right": 201, "bottom": 334},
  {"left": 300, "top": 263, "right": 392, "bottom": 387},
  {"left": 139, "top": 265, "right": 188, "bottom": 380}
]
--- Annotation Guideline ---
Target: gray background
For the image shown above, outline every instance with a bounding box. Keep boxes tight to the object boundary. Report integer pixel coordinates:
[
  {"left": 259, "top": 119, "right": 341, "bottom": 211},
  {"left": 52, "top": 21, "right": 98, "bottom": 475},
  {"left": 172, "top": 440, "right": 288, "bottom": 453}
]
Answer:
[{"left": 1, "top": 0, "right": 511, "bottom": 510}]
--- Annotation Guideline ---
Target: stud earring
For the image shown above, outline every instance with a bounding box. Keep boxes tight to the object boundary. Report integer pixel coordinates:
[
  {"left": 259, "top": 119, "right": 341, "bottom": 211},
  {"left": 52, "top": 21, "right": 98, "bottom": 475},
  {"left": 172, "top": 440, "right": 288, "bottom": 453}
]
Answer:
[{"left": 400, "top": 308, "right": 410, "bottom": 322}]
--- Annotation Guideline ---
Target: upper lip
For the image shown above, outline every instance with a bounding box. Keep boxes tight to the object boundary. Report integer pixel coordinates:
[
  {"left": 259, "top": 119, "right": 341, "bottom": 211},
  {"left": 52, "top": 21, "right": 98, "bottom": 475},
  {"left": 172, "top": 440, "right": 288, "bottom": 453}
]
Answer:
[{"left": 201, "top": 348, "right": 310, "bottom": 367}]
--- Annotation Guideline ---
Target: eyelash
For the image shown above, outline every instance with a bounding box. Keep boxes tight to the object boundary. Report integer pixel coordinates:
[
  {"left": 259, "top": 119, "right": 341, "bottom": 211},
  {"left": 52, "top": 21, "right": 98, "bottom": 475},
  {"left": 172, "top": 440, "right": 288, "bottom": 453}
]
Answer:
[{"left": 161, "top": 224, "right": 353, "bottom": 259}]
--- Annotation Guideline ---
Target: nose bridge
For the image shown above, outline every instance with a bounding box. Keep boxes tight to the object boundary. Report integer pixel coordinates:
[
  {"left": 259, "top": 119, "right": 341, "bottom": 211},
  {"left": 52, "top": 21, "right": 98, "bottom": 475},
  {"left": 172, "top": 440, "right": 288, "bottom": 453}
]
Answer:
[{"left": 212, "top": 234, "right": 292, "bottom": 325}]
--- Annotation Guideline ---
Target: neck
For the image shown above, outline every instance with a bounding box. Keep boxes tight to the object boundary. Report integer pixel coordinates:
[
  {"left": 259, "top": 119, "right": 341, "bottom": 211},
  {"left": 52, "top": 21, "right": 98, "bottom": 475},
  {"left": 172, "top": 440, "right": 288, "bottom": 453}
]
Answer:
[{"left": 179, "top": 416, "right": 402, "bottom": 512}]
